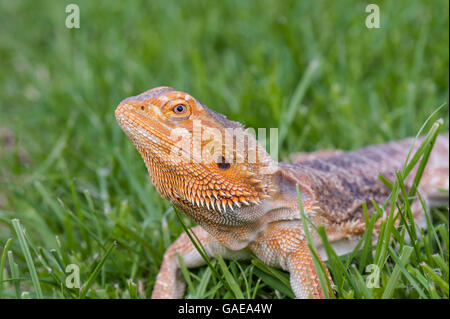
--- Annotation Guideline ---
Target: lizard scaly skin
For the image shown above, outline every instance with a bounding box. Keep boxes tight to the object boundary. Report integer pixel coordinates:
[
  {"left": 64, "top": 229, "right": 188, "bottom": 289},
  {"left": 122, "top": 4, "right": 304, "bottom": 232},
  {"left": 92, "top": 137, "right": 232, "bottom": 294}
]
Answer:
[{"left": 115, "top": 86, "right": 449, "bottom": 299}]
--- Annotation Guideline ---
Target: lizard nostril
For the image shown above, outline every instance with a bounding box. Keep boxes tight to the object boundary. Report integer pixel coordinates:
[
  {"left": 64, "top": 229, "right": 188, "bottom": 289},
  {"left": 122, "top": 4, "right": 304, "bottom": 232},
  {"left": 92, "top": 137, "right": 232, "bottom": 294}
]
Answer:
[
  {"left": 140, "top": 106, "right": 145, "bottom": 110},
  {"left": 217, "top": 156, "right": 230, "bottom": 170}
]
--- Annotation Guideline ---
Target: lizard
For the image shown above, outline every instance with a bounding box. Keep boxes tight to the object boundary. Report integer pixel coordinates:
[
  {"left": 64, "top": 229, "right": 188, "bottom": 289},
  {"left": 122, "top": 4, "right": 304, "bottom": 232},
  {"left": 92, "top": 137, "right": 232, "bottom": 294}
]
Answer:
[{"left": 115, "top": 86, "right": 449, "bottom": 299}]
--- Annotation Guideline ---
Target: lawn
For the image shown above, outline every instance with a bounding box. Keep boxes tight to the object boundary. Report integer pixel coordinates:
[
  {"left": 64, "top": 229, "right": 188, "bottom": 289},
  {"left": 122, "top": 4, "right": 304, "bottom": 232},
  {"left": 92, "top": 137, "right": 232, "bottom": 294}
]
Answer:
[{"left": 0, "top": 0, "right": 448, "bottom": 299}]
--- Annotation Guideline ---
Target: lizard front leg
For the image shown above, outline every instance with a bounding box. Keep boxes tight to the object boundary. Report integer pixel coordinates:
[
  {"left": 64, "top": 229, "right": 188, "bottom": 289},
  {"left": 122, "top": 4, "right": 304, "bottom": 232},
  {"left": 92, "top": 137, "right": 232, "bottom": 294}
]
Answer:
[
  {"left": 286, "top": 242, "right": 330, "bottom": 298},
  {"left": 250, "top": 221, "right": 333, "bottom": 299},
  {"left": 152, "top": 225, "right": 251, "bottom": 299}
]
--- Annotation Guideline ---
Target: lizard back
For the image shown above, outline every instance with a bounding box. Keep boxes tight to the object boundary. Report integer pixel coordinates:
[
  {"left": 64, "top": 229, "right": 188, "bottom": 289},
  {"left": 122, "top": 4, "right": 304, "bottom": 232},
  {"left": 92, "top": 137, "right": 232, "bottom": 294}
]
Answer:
[{"left": 282, "top": 134, "right": 449, "bottom": 229}]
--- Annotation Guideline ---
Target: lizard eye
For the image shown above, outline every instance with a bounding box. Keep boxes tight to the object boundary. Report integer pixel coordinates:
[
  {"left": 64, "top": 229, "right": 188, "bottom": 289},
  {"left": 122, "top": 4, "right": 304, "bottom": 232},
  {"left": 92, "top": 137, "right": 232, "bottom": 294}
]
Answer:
[
  {"left": 173, "top": 104, "right": 187, "bottom": 114},
  {"left": 163, "top": 97, "right": 192, "bottom": 120}
]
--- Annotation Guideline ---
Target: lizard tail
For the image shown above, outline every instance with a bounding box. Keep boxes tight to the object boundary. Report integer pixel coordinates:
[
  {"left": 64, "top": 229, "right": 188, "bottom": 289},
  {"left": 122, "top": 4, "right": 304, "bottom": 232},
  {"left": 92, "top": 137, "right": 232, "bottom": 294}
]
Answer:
[{"left": 420, "top": 133, "right": 449, "bottom": 207}]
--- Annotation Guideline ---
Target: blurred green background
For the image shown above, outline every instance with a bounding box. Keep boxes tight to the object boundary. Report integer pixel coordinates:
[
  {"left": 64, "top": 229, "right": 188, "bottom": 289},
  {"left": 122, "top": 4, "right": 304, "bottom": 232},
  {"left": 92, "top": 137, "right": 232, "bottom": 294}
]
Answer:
[{"left": 0, "top": 0, "right": 448, "bottom": 298}]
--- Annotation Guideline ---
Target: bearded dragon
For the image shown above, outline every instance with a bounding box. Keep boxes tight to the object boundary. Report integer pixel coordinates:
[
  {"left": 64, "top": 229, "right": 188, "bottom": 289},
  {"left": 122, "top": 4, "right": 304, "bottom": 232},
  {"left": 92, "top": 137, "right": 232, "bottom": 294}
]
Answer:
[{"left": 115, "top": 86, "right": 449, "bottom": 299}]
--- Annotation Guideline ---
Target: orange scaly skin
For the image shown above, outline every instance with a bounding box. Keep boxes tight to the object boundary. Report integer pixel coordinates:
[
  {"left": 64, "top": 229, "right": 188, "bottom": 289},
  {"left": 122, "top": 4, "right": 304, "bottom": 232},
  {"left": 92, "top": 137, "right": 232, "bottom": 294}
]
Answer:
[{"left": 115, "top": 87, "right": 449, "bottom": 299}]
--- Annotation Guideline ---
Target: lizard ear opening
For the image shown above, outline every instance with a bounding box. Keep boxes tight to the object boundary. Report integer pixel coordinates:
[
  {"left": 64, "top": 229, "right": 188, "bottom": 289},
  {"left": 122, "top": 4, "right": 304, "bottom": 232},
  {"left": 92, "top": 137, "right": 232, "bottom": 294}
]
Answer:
[{"left": 217, "top": 155, "right": 230, "bottom": 170}]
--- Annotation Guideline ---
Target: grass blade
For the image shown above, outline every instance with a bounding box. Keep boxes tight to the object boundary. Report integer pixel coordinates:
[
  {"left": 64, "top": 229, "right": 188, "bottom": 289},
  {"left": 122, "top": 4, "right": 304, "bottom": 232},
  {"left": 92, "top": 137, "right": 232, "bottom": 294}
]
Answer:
[
  {"left": 252, "top": 267, "right": 295, "bottom": 298},
  {"left": 7, "top": 251, "right": 21, "bottom": 299},
  {"left": 79, "top": 240, "right": 117, "bottom": 298},
  {"left": 382, "top": 245, "right": 413, "bottom": 298},
  {"left": 216, "top": 255, "right": 244, "bottom": 299},
  {"left": 177, "top": 253, "right": 195, "bottom": 297},
  {"left": 297, "top": 185, "right": 333, "bottom": 298},
  {"left": 279, "top": 59, "right": 319, "bottom": 145},
  {"left": 0, "top": 238, "right": 13, "bottom": 298},
  {"left": 420, "top": 263, "right": 449, "bottom": 295},
  {"left": 12, "top": 219, "right": 43, "bottom": 298}
]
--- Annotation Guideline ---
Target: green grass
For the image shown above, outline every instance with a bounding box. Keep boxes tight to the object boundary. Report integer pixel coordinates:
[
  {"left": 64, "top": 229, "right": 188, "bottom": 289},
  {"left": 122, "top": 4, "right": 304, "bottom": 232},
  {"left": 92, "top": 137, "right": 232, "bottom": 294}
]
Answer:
[{"left": 0, "top": 0, "right": 448, "bottom": 299}]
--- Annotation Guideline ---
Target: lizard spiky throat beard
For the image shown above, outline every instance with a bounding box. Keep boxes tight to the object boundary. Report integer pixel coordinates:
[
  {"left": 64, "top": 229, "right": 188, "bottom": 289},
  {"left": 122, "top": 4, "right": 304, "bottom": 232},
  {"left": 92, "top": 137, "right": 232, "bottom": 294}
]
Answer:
[{"left": 115, "top": 87, "right": 278, "bottom": 223}]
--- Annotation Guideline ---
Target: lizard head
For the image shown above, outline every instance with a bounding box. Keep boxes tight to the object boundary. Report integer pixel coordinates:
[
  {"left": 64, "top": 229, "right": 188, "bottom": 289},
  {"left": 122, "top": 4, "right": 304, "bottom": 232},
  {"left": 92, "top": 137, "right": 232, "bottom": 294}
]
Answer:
[{"left": 115, "top": 86, "right": 278, "bottom": 219}]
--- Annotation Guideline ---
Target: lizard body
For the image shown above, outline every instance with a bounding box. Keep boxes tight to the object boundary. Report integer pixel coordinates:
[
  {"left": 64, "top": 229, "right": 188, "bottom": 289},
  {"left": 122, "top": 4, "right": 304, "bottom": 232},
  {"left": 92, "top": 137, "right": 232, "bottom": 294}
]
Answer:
[{"left": 115, "top": 86, "right": 449, "bottom": 299}]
